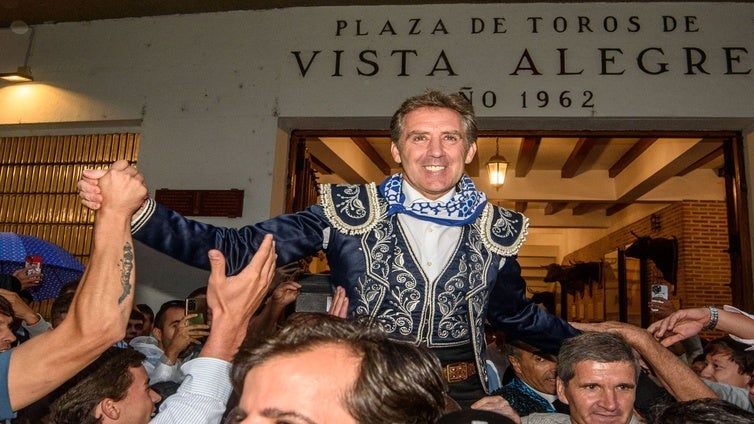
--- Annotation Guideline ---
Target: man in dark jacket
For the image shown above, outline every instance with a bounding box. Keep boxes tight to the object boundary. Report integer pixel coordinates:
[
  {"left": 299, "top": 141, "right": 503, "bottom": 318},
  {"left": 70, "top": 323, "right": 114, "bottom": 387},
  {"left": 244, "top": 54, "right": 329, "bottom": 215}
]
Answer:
[{"left": 78, "top": 90, "right": 579, "bottom": 406}]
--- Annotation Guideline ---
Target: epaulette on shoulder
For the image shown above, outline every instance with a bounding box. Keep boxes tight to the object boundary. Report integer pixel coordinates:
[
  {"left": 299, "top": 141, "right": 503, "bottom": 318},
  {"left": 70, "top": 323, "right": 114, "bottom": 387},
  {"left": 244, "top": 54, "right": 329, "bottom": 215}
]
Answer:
[
  {"left": 478, "top": 203, "right": 529, "bottom": 256},
  {"left": 319, "top": 183, "right": 386, "bottom": 235}
]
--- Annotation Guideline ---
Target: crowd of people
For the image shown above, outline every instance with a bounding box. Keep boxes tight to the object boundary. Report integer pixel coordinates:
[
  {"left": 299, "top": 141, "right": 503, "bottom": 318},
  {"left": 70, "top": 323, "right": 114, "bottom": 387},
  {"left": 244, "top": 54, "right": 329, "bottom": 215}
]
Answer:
[{"left": 0, "top": 90, "right": 752, "bottom": 423}]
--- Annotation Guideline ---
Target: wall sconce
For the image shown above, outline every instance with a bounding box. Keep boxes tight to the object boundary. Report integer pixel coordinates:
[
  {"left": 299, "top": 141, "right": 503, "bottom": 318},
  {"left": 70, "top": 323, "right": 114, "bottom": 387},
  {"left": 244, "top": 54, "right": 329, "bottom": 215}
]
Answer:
[
  {"left": 1, "top": 26, "right": 34, "bottom": 83},
  {"left": 486, "top": 138, "right": 508, "bottom": 189}
]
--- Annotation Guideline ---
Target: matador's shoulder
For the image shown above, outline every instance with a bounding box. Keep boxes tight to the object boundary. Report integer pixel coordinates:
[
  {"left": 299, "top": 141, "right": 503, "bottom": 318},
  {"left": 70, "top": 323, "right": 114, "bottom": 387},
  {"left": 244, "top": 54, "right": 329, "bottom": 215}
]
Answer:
[
  {"left": 318, "top": 183, "right": 387, "bottom": 235},
  {"left": 478, "top": 203, "right": 529, "bottom": 256}
]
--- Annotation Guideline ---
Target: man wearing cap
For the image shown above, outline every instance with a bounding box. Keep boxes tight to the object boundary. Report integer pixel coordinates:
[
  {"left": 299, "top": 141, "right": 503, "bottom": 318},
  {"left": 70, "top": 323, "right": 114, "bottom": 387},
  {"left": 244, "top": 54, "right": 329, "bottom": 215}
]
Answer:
[{"left": 494, "top": 341, "right": 566, "bottom": 417}]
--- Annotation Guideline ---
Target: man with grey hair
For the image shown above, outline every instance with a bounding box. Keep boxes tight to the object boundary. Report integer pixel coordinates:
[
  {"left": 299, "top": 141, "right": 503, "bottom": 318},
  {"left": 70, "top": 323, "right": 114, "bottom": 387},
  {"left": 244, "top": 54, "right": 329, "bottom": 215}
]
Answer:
[
  {"left": 477, "top": 322, "right": 717, "bottom": 422},
  {"left": 523, "top": 332, "right": 642, "bottom": 424},
  {"left": 520, "top": 322, "right": 716, "bottom": 424}
]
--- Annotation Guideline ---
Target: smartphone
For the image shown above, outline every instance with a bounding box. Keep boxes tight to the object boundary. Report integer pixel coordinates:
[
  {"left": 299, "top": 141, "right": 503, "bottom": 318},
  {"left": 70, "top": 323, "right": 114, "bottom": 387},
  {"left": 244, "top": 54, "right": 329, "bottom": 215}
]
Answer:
[
  {"left": 650, "top": 284, "right": 669, "bottom": 300},
  {"left": 185, "top": 297, "right": 207, "bottom": 325},
  {"left": 650, "top": 284, "right": 669, "bottom": 312},
  {"left": 25, "top": 255, "right": 42, "bottom": 276}
]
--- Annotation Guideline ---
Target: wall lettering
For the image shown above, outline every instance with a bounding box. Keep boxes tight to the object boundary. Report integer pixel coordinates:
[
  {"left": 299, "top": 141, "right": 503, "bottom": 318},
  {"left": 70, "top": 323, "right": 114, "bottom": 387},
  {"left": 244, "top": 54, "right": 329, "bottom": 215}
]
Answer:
[{"left": 290, "top": 12, "right": 752, "bottom": 110}]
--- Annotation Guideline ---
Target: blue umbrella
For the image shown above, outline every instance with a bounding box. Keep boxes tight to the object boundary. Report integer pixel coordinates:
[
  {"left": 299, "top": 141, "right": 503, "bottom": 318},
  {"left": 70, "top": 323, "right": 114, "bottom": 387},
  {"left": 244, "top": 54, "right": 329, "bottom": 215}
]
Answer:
[{"left": 0, "top": 232, "right": 85, "bottom": 301}]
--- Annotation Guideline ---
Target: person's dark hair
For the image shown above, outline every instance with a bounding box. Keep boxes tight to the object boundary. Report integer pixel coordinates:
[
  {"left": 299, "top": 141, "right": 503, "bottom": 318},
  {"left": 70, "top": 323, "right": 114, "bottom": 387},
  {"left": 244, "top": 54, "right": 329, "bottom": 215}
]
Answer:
[
  {"left": 505, "top": 340, "right": 549, "bottom": 359},
  {"left": 231, "top": 313, "right": 446, "bottom": 423},
  {"left": 692, "top": 353, "right": 707, "bottom": 364},
  {"left": 51, "top": 291, "right": 75, "bottom": 321},
  {"left": 655, "top": 398, "right": 754, "bottom": 424},
  {"left": 136, "top": 304, "right": 154, "bottom": 323},
  {"left": 49, "top": 347, "right": 146, "bottom": 424},
  {"left": 58, "top": 279, "right": 80, "bottom": 296},
  {"left": 186, "top": 286, "right": 207, "bottom": 299},
  {"left": 0, "top": 274, "right": 21, "bottom": 294},
  {"left": 557, "top": 332, "right": 640, "bottom": 386},
  {"left": 129, "top": 309, "right": 145, "bottom": 322},
  {"left": 703, "top": 336, "right": 754, "bottom": 375},
  {"left": 438, "top": 409, "right": 516, "bottom": 424},
  {"left": 389, "top": 90, "right": 477, "bottom": 148},
  {"left": 0, "top": 296, "right": 14, "bottom": 320},
  {"left": 154, "top": 300, "right": 185, "bottom": 329}
]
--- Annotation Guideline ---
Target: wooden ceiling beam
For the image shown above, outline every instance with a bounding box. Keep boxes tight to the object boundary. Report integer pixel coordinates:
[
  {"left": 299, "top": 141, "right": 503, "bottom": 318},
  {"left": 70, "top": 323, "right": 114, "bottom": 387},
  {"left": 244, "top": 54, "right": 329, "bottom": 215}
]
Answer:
[
  {"left": 309, "top": 154, "right": 333, "bottom": 175},
  {"left": 572, "top": 202, "right": 607, "bottom": 215},
  {"left": 605, "top": 203, "right": 630, "bottom": 216},
  {"left": 561, "top": 138, "right": 594, "bottom": 178},
  {"left": 515, "top": 201, "right": 528, "bottom": 213},
  {"left": 516, "top": 137, "right": 541, "bottom": 177},
  {"left": 467, "top": 154, "right": 480, "bottom": 177},
  {"left": 352, "top": 137, "right": 392, "bottom": 175},
  {"left": 614, "top": 139, "right": 723, "bottom": 204},
  {"left": 609, "top": 138, "right": 657, "bottom": 178},
  {"left": 677, "top": 143, "right": 724, "bottom": 177},
  {"left": 544, "top": 202, "right": 568, "bottom": 215}
]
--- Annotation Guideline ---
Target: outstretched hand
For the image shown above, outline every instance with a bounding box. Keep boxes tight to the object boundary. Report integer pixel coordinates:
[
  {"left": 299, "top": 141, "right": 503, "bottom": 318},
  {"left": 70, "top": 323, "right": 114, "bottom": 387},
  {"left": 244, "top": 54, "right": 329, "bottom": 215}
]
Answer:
[
  {"left": 163, "top": 313, "right": 210, "bottom": 361},
  {"left": 470, "top": 396, "right": 521, "bottom": 424},
  {"left": 90, "top": 160, "right": 148, "bottom": 215},
  {"left": 649, "top": 297, "right": 676, "bottom": 319},
  {"left": 646, "top": 308, "right": 709, "bottom": 347},
  {"left": 269, "top": 280, "right": 302, "bottom": 309},
  {"left": 570, "top": 320, "right": 652, "bottom": 345},
  {"left": 203, "top": 234, "right": 277, "bottom": 360},
  {"left": 77, "top": 167, "right": 107, "bottom": 210}
]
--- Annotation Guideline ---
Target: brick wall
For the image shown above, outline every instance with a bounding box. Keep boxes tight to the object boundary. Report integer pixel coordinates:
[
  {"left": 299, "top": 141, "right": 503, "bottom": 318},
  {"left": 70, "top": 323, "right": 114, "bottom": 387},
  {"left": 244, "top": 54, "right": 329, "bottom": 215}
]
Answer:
[{"left": 562, "top": 201, "right": 731, "bottom": 330}]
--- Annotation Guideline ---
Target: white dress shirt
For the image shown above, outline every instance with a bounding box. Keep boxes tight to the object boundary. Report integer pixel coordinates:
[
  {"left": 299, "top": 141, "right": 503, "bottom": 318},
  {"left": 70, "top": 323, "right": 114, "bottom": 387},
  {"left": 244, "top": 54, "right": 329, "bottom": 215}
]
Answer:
[
  {"left": 397, "top": 182, "right": 461, "bottom": 283},
  {"left": 150, "top": 357, "right": 232, "bottom": 424}
]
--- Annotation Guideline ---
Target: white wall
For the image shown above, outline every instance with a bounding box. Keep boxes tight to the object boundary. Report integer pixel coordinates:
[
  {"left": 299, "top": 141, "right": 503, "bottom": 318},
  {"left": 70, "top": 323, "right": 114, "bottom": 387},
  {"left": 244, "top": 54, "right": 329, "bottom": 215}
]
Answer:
[{"left": 1, "top": 3, "right": 752, "bottom": 309}]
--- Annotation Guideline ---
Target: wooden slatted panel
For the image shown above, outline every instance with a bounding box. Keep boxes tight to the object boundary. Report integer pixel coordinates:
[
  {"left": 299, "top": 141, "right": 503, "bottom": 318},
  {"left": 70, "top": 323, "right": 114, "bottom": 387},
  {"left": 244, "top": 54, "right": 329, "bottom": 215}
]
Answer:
[{"left": 0, "top": 133, "right": 140, "bottom": 316}]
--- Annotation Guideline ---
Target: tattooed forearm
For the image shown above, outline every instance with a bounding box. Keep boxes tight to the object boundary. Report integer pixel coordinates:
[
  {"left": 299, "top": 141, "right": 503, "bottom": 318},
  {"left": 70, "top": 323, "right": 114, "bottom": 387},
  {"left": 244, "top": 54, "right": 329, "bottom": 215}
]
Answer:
[{"left": 118, "top": 242, "right": 134, "bottom": 304}]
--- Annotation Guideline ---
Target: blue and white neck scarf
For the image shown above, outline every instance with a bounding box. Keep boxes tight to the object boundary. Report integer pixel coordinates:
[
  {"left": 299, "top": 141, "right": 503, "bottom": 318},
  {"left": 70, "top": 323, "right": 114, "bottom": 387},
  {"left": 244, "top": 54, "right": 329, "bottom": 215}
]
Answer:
[{"left": 379, "top": 173, "right": 487, "bottom": 226}]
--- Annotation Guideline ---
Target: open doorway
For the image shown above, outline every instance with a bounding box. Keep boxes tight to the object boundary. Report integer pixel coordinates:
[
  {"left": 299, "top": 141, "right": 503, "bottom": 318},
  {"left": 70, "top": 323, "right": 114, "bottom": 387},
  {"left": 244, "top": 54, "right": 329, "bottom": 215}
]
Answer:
[{"left": 284, "top": 132, "right": 751, "bottom": 321}]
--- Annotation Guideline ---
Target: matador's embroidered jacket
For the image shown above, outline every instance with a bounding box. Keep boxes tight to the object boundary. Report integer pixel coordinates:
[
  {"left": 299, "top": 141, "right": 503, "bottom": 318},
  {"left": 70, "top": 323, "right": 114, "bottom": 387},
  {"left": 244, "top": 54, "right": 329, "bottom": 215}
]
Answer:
[{"left": 132, "top": 182, "right": 578, "bottom": 391}]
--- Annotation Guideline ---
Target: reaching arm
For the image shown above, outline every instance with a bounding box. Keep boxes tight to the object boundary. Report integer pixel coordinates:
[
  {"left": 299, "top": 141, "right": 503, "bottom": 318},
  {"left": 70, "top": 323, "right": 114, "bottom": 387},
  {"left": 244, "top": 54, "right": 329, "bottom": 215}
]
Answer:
[
  {"left": 648, "top": 306, "right": 754, "bottom": 347},
  {"left": 247, "top": 280, "right": 301, "bottom": 338},
  {"left": 7, "top": 160, "right": 146, "bottom": 411},
  {"left": 0, "top": 289, "right": 50, "bottom": 337},
  {"left": 199, "top": 236, "right": 276, "bottom": 361},
  {"left": 487, "top": 258, "right": 580, "bottom": 354},
  {"left": 573, "top": 321, "right": 716, "bottom": 402},
  {"left": 79, "top": 165, "right": 327, "bottom": 273},
  {"left": 152, "top": 235, "right": 277, "bottom": 424}
]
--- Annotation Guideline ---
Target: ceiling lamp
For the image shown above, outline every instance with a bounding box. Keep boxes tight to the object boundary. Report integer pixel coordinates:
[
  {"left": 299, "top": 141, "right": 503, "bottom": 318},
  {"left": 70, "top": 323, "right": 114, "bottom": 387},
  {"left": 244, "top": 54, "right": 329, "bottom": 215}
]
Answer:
[
  {"left": 486, "top": 138, "right": 508, "bottom": 189},
  {"left": 0, "top": 66, "right": 33, "bottom": 83},
  {"left": 1, "top": 25, "right": 34, "bottom": 83}
]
